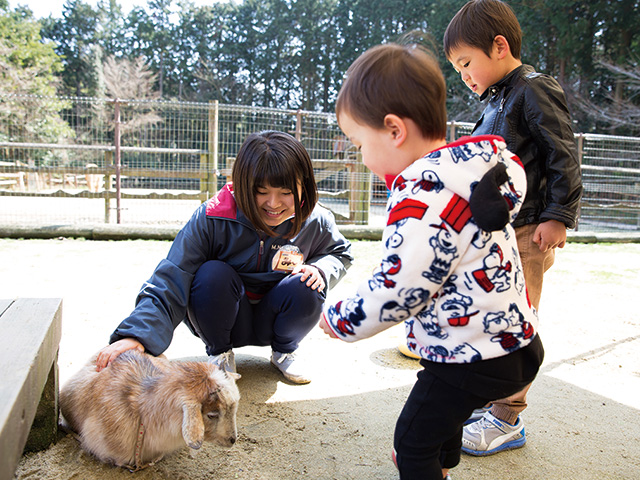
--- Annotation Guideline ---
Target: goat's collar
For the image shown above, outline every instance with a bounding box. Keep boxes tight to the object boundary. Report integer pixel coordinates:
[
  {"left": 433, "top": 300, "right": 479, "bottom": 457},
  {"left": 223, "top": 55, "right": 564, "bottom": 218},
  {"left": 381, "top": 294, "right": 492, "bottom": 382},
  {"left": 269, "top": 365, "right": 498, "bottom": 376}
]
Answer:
[{"left": 125, "top": 419, "right": 150, "bottom": 472}]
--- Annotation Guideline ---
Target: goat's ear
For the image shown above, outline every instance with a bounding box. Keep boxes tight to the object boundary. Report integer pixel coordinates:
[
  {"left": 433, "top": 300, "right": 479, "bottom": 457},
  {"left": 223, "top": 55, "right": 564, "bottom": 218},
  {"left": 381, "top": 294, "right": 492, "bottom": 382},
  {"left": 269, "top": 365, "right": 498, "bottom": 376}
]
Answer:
[
  {"left": 182, "top": 402, "right": 205, "bottom": 449},
  {"left": 228, "top": 372, "right": 241, "bottom": 381}
]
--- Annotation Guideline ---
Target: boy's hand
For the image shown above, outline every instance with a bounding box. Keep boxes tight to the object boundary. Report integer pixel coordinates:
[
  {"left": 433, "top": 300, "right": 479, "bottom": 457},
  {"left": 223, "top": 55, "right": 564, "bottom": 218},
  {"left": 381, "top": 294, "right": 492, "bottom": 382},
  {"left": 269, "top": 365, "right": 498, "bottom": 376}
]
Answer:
[
  {"left": 319, "top": 313, "right": 338, "bottom": 338},
  {"left": 533, "top": 220, "right": 567, "bottom": 252},
  {"left": 293, "top": 264, "right": 325, "bottom": 292},
  {"left": 95, "top": 338, "right": 144, "bottom": 372}
]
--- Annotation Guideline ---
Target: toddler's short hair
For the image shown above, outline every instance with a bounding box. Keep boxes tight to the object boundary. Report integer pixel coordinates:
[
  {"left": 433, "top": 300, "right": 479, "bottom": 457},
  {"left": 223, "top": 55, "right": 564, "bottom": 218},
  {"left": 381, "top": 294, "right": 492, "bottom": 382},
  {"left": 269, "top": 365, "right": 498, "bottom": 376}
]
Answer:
[
  {"left": 336, "top": 42, "right": 447, "bottom": 141},
  {"left": 443, "top": 0, "right": 522, "bottom": 60}
]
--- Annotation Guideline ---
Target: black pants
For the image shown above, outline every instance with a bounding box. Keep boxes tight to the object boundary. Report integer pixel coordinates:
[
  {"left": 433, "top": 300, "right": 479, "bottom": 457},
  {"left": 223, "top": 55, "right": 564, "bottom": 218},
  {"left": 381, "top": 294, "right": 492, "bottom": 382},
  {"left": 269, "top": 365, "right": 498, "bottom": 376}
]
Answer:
[
  {"left": 186, "top": 260, "right": 325, "bottom": 356},
  {"left": 393, "top": 335, "right": 544, "bottom": 480}
]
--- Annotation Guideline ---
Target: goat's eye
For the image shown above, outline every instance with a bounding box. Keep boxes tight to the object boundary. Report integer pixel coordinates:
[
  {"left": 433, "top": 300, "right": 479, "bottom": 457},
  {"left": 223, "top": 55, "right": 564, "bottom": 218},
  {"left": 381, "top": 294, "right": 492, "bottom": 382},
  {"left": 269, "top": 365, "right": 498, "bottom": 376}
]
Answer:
[{"left": 206, "top": 411, "right": 220, "bottom": 419}]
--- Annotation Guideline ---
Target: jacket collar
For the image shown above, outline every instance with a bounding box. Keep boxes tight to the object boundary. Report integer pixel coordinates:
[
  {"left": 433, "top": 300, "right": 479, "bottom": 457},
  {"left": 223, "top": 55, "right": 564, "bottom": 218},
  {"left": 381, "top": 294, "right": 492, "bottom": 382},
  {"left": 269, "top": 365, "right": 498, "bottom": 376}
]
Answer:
[{"left": 480, "top": 64, "right": 534, "bottom": 101}]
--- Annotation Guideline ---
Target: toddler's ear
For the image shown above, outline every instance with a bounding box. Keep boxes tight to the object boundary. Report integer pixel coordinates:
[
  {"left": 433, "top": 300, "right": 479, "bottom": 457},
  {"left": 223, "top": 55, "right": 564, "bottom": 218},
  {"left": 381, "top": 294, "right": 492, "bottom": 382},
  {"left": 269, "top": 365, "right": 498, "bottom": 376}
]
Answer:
[{"left": 469, "top": 162, "right": 510, "bottom": 232}]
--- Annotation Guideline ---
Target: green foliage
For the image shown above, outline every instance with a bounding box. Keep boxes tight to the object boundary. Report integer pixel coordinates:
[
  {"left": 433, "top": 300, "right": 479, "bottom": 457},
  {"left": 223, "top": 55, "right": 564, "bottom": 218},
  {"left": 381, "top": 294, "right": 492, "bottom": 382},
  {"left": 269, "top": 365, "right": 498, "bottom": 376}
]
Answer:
[
  {"left": 0, "top": 8, "right": 73, "bottom": 149},
  {"left": 4, "top": 0, "right": 640, "bottom": 134}
]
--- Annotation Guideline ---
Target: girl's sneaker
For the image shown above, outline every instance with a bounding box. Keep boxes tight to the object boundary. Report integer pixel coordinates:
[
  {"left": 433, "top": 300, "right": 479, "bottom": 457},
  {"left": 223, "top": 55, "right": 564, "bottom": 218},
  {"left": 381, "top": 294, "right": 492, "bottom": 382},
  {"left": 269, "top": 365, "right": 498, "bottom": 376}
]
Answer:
[
  {"left": 208, "top": 349, "right": 236, "bottom": 374},
  {"left": 271, "top": 350, "right": 311, "bottom": 384}
]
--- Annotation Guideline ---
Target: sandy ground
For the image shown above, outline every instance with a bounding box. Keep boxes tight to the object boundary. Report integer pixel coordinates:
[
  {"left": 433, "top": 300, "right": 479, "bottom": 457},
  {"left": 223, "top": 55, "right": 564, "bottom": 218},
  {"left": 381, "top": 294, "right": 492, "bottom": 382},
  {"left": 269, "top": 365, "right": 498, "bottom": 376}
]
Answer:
[{"left": 1, "top": 238, "right": 639, "bottom": 480}]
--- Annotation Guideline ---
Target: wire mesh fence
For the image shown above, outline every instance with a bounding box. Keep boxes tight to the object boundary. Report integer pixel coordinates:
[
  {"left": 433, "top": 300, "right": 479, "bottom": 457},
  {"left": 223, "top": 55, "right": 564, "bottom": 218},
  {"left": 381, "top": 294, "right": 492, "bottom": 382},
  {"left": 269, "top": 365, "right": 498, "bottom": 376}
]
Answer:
[{"left": 1, "top": 94, "right": 639, "bottom": 233}]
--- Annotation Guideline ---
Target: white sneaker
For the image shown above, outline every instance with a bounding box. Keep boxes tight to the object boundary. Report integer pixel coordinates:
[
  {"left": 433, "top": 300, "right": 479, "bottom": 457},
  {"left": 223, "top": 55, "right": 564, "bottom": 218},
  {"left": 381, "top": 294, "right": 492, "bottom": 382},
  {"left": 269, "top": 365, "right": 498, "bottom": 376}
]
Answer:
[
  {"left": 270, "top": 350, "right": 311, "bottom": 384},
  {"left": 462, "top": 412, "right": 526, "bottom": 456},
  {"left": 464, "top": 406, "right": 492, "bottom": 425},
  {"left": 208, "top": 349, "right": 236, "bottom": 374}
]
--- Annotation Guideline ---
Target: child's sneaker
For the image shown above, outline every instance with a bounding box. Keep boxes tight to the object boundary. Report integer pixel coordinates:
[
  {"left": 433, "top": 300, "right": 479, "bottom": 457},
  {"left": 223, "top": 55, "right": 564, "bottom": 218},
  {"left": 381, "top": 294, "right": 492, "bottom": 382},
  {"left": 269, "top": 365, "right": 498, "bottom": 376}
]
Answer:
[
  {"left": 208, "top": 349, "right": 236, "bottom": 374},
  {"left": 461, "top": 412, "right": 526, "bottom": 456},
  {"left": 464, "top": 406, "right": 492, "bottom": 425},
  {"left": 271, "top": 350, "right": 311, "bottom": 384}
]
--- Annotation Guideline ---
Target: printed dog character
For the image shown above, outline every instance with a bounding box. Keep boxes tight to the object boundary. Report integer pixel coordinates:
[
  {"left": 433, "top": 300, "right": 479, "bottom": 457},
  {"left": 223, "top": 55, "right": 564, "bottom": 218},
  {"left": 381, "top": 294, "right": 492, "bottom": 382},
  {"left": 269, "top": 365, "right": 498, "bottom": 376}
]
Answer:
[
  {"left": 369, "top": 254, "right": 402, "bottom": 290},
  {"left": 385, "top": 196, "right": 429, "bottom": 250},
  {"left": 423, "top": 342, "right": 482, "bottom": 363},
  {"left": 60, "top": 350, "right": 241, "bottom": 471},
  {"left": 450, "top": 140, "right": 494, "bottom": 164},
  {"left": 483, "top": 303, "right": 535, "bottom": 353},
  {"left": 471, "top": 229, "right": 493, "bottom": 250},
  {"left": 329, "top": 297, "right": 366, "bottom": 338},
  {"left": 470, "top": 243, "right": 512, "bottom": 293},
  {"left": 511, "top": 246, "right": 527, "bottom": 295},
  {"left": 411, "top": 169, "right": 444, "bottom": 195}
]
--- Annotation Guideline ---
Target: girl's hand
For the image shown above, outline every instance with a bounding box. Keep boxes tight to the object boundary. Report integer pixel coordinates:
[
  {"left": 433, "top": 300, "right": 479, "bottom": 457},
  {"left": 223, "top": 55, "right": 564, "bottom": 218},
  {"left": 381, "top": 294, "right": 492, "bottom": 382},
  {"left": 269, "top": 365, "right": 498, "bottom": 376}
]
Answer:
[
  {"left": 95, "top": 338, "right": 144, "bottom": 372},
  {"left": 319, "top": 313, "right": 338, "bottom": 338},
  {"left": 293, "top": 264, "right": 326, "bottom": 292}
]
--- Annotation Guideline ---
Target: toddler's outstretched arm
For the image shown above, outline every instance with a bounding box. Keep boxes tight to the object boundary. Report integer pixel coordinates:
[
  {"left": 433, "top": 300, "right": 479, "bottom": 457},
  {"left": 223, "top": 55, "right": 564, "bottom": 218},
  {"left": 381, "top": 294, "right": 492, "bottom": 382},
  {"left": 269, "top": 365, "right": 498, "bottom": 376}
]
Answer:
[{"left": 319, "top": 314, "right": 339, "bottom": 338}]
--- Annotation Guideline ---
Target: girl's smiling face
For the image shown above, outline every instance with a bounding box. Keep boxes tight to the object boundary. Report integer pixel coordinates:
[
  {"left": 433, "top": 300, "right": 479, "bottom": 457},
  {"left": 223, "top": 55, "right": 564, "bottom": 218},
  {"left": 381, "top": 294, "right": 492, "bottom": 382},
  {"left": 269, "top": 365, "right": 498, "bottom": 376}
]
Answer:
[{"left": 255, "top": 183, "right": 301, "bottom": 227}]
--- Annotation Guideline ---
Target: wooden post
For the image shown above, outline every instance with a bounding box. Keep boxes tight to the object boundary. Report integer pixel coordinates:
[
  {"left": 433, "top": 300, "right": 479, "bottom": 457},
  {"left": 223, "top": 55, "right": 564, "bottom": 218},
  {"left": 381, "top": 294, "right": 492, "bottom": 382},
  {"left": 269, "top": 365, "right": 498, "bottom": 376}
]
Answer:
[
  {"left": 295, "top": 110, "right": 303, "bottom": 141},
  {"left": 347, "top": 151, "right": 371, "bottom": 225}
]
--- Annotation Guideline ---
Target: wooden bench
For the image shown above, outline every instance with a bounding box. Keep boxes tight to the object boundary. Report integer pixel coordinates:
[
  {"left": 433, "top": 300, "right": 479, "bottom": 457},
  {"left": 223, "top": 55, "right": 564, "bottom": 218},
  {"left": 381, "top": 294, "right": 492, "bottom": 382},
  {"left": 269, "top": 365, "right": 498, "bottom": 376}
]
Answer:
[{"left": 0, "top": 298, "right": 62, "bottom": 480}]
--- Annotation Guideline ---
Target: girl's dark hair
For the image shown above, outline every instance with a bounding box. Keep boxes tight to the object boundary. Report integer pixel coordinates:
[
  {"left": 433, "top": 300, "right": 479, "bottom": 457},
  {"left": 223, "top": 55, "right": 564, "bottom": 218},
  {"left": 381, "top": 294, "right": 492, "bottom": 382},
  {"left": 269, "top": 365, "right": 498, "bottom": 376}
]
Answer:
[
  {"left": 335, "top": 42, "right": 447, "bottom": 140},
  {"left": 443, "top": 0, "right": 522, "bottom": 60},
  {"left": 232, "top": 130, "right": 318, "bottom": 238}
]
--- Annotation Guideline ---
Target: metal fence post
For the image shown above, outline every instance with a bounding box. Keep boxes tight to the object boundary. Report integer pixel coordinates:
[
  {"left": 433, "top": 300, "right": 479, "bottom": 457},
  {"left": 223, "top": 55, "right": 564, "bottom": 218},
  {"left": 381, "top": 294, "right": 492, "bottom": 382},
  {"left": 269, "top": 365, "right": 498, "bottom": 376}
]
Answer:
[
  {"left": 576, "top": 133, "right": 584, "bottom": 231},
  {"left": 104, "top": 150, "right": 113, "bottom": 223},
  {"left": 203, "top": 100, "right": 219, "bottom": 201},
  {"left": 114, "top": 99, "right": 122, "bottom": 224}
]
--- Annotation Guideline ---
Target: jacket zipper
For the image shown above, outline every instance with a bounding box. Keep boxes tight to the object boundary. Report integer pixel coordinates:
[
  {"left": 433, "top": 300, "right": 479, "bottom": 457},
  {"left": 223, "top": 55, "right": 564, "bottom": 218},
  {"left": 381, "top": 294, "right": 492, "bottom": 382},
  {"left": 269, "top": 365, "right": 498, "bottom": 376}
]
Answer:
[
  {"left": 256, "top": 238, "right": 264, "bottom": 270},
  {"left": 498, "top": 97, "right": 505, "bottom": 112}
]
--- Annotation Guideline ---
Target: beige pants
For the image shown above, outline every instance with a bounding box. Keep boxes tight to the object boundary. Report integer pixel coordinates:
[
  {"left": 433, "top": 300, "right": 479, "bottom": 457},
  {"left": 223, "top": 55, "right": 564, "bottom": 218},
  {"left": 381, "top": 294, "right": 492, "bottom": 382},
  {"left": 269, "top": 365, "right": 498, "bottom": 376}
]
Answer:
[{"left": 489, "top": 223, "right": 555, "bottom": 424}]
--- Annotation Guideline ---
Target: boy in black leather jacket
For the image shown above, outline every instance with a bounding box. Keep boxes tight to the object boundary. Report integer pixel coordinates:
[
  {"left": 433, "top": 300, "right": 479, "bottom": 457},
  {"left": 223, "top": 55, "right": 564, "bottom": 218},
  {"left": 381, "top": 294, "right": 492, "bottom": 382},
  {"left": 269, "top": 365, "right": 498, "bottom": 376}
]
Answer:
[{"left": 444, "top": 0, "right": 582, "bottom": 456}]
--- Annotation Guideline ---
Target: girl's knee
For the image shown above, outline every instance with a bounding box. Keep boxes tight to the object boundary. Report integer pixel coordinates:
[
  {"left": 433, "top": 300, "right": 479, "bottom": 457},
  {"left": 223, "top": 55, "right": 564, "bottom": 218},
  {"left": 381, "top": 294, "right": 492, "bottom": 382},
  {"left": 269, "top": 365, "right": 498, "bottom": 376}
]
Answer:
[
  {"left": 194, "top": 260, "right": 242, "bottom": 290},
  {"left": 281, "top": 274, "right": 325, "bottom": 307}
]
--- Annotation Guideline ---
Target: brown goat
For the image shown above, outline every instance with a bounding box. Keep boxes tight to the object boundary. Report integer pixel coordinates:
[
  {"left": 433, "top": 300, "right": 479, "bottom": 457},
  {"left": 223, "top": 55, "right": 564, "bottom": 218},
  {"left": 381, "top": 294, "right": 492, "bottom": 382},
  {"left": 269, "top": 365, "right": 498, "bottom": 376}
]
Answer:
[{"left": 60, "top": 350, "right": 240, "bottom": 470}]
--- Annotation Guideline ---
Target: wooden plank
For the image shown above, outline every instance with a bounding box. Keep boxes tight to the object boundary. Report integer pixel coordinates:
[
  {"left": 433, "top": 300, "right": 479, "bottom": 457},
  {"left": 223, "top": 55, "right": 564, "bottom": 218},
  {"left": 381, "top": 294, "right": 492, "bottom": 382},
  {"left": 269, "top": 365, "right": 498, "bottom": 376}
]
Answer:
[
  {"left": 0, "top": 298, "right": 62, "bottom": 480},
  {"left": 0, "top": 300, "right": 12, "bottom": 316}
]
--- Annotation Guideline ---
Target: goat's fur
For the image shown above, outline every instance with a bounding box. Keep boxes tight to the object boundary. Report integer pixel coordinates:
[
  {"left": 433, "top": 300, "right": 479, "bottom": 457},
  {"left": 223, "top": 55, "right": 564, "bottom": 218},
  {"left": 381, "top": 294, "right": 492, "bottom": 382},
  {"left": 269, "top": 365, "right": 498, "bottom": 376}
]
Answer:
[{"left": 60, "top": 350, "right": 240, "bottom": 469}]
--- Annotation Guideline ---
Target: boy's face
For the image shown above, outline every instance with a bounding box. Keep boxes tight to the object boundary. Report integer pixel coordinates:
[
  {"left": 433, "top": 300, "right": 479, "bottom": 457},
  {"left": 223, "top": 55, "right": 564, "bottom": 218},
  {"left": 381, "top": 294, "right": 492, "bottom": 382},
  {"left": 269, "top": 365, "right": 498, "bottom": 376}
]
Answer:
[
  {"left": 338, "top": 112, "right": 397, "bottom": 180},
  {"left": 448, "top": 43, "right": 504, "bottom": 97}
]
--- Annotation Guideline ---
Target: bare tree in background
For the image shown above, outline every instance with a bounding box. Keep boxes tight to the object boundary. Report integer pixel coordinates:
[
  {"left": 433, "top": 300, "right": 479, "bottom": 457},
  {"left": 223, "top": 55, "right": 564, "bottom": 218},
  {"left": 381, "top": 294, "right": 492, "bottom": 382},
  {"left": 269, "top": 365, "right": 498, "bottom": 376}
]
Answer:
[
  {"left": 102, "top": 55, "right": 162, "bottom": 134},
  {"left": 576, "top": 58, "right": 640, "bottom": 136}
]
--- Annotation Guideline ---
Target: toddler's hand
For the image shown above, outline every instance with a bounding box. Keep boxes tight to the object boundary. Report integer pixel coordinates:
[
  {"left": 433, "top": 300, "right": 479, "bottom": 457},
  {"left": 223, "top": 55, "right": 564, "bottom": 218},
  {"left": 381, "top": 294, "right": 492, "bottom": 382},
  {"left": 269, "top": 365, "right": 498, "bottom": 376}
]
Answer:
[
  {"left": 319, "top": 313, "right": 338, "bottom": 338},
  {"left": 293, "top": 264, "right": 325, "bottom": 292}
]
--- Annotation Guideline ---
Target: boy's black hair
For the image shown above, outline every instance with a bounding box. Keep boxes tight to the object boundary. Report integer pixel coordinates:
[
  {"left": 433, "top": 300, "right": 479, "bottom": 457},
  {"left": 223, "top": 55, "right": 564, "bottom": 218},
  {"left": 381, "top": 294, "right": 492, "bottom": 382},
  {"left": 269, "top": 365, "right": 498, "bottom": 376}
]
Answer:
[{"left": 443, "top": 0, "right": 522, "bottom": 60}]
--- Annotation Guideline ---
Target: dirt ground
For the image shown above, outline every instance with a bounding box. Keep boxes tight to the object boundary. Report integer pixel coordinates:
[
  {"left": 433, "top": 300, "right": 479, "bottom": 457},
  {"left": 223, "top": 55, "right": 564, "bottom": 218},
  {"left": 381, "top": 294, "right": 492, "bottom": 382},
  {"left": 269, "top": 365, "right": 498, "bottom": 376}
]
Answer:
[{"left": 2, "top": 237, "right": 639, "bottom": 480}]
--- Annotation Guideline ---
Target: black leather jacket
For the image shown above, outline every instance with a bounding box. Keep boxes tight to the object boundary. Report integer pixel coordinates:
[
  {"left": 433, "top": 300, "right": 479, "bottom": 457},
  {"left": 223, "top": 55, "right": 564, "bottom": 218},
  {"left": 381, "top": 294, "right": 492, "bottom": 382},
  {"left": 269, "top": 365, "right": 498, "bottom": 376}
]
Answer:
[{"left": 472, "top": 64, "right": 582, "bottom": 229}]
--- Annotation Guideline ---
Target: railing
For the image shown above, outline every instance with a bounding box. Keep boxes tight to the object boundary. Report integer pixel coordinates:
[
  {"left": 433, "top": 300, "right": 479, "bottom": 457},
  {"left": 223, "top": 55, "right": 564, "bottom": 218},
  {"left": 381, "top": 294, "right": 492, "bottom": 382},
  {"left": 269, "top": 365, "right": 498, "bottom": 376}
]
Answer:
[{"left": 1, "top": 95, "right": 639, "bottom": 232}]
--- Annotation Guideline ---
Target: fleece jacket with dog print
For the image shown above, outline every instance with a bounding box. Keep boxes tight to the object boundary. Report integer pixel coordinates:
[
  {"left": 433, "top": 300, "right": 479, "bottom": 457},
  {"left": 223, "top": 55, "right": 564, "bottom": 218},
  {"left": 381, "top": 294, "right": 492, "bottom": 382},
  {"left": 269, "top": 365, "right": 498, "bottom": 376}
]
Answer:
[{"left": 323, "top": 134, "right": 538, "bottom": 364}]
